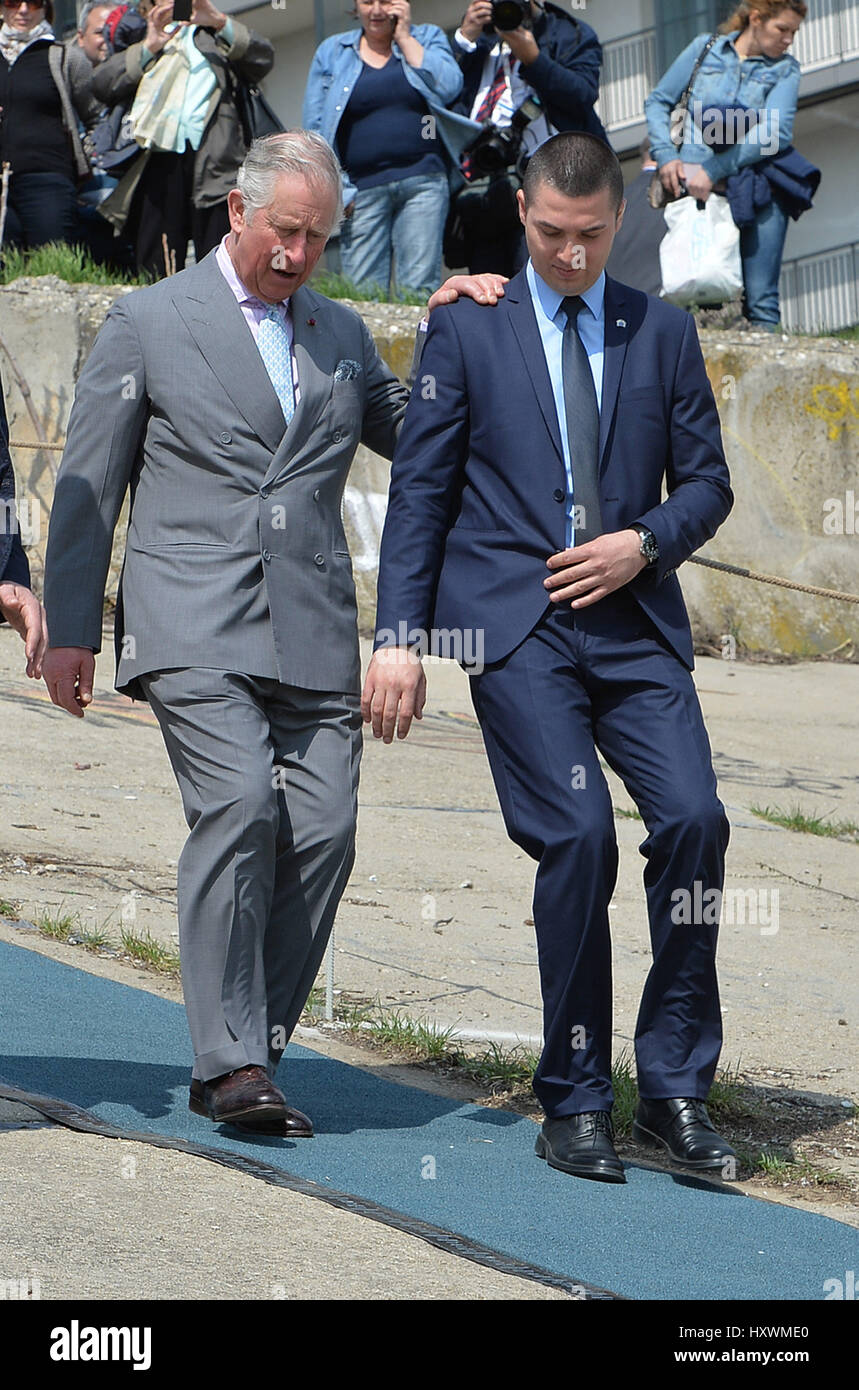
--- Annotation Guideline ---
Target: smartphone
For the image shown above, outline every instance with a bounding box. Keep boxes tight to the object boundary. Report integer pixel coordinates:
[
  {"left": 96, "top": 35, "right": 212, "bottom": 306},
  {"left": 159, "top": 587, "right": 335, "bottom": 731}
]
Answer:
[{"left": 173, "top": 0, "right": 192, "bottom": 22}]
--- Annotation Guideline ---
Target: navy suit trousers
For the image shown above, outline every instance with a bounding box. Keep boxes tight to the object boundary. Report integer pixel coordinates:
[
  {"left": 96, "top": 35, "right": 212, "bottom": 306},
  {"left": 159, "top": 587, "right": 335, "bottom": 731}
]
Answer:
[{"left": 469, "top": 591, "right": 730, "bottom": 1119}]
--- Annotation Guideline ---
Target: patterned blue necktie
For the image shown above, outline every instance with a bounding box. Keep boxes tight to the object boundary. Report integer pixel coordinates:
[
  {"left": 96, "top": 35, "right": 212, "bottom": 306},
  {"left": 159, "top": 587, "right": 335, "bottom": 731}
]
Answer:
[{"left": 256, "top": 304, "right": 295, "bottom": 425}]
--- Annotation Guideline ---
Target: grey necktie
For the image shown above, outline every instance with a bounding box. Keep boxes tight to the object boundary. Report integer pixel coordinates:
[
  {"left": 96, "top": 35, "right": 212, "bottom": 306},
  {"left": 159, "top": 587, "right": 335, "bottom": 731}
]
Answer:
[{"left": 561, "top": 295, "right": 602, "bottom": 544}]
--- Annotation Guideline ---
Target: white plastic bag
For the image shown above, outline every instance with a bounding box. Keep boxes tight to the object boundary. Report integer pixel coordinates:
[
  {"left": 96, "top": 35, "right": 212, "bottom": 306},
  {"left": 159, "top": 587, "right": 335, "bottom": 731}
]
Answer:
[{"left": 660, "top": 194, "right": 743, "bottom": 306}]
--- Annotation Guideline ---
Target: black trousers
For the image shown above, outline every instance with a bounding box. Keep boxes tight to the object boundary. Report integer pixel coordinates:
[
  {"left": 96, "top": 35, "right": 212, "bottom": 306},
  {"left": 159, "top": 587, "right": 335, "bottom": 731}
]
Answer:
[{"left": 127, "top": 147, "right": 231, "bottom": 281}]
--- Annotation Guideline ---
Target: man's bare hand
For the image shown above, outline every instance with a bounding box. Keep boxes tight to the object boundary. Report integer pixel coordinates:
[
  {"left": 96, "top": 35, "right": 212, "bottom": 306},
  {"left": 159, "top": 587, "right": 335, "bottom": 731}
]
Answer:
[
  {"left": 361, "top": 645, "right": 426, "bottom": 743},
  {"left": 460, "top": 0, "right": 493, "bottom": 42},
  {"left": 0, "top": 582, "right": 48, "bottom": 678},
  {"left": 503, "top": 25, "right": 539, "bottom": 65},
  {"left": 426, "top": 273, "right": 509, "bottom": 315},
  {"left": 544, "top": 530, "right": 647, "bottom": 607},
  {"left": 42, "top": 646, "right": 95, "bottom": 718}
]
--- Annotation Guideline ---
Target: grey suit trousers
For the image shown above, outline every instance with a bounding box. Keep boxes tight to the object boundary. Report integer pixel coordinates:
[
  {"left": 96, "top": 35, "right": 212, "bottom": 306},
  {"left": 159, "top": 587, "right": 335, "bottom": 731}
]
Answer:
[{"left": 139, "top": 667, "right": 362, "bottom": 1084}]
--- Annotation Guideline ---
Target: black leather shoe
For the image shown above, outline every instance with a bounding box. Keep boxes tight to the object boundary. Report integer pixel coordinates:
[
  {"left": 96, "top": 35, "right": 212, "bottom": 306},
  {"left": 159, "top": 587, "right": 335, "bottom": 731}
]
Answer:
[
  {"left": 535, "top": 1112, "right": 626, "bottom": 1184},
  {"left": 633, "top": 1097, "right": 735, "bottom": 1171}
]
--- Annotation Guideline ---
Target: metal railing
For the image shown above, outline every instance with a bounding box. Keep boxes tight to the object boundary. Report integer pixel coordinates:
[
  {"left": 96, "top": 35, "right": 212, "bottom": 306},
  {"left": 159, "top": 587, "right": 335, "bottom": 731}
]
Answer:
[
  {"left": 779, "top": 240, "right": 859, "bottom": 333},
  {"left": 596, "top": 26, "right": 657, "bottom": 131},
  {"left": 597, "top": 0, "right": 859, "bottom": 131}
]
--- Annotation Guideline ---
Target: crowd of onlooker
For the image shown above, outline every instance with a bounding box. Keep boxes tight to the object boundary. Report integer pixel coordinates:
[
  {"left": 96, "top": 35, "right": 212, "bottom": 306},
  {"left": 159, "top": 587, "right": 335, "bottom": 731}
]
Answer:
[{"left": 0, "top": 0, "right": 816, "bottom": 326}]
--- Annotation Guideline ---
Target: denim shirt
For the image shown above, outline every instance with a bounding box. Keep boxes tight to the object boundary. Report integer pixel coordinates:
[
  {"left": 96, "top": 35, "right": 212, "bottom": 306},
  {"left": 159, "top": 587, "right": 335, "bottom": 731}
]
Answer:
[
  {"left": 302, "top": 25, "right": 476, "bottom": 208},
  {"left": 645, "top": 31, "right": 801, "bottom": 182}
]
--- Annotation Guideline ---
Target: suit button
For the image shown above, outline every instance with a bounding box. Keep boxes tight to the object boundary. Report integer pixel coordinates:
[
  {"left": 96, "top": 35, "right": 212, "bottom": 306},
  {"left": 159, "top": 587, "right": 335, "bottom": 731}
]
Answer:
[
  {"left": 260, "top": 486, "right": 270, "bottom": 499},
  {"left": 314, "top": 553, "right": 325, "bottom": 567},
  {"left": 313, "top": 488, "right": 321, "bottom": 502},
  {"left": 262, "top": 549, "right": 272, "bottom": 562},
  {"left": 553, "top": 488, "right": 565, "bottom": 503},
  {"left": 332, "top": 430, "right": 343, "bottom": 443},
  {"left": 218, "top": 430, "right": 231, "bottom": 444}
]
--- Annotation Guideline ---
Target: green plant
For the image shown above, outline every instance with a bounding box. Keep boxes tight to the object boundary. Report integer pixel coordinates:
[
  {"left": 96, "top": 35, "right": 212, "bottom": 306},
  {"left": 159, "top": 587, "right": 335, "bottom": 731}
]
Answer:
[
  {"left": 119, "top": 928, "right": 181, "bottom": 973},
  {"left": 750, "top": 802, "right": 859, "bottom": 842},
  {"left": 0, "top": 241, "right": 148, "bottom": 287},
  {"left": 310, "top": 268, "right": 426, "bottom": 306}
]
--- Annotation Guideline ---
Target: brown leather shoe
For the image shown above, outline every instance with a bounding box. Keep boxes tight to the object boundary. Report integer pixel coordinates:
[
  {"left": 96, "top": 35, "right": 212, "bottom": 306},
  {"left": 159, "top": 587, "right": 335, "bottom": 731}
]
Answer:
[
  {"left": 189, "top": 1068, "right": 313, "bottom": 1137},
  {"left": 231, "top": 1106, "right": 314, "bottom": 1139},
  {"left": 189, "top": 1065, "right": 287, "bottom": 1126}
]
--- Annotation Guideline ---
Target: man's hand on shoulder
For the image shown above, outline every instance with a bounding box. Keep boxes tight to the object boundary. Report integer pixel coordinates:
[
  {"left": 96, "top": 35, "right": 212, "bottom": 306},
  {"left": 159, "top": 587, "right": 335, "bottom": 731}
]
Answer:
[
  {"left": 361, "top": 646, "right": 427, "bottom": 743},
  {"left": 0, "top": 582, "right": 48, "bottom": 679},
  {"left": 426, "top": 273, "right": 509, "bottom": 317},
  {"left": 544, "top": 531, "right": 647, "bottom": 608},
  {"left": 43, "top": 646, "right": 96, "bottom": 718}
]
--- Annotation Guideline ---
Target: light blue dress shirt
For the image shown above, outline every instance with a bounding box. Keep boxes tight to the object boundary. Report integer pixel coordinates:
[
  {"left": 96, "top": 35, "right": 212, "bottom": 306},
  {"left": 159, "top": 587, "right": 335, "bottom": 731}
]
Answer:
[{"left": 525, "top": 260, "right": 605, "bottom": 548}]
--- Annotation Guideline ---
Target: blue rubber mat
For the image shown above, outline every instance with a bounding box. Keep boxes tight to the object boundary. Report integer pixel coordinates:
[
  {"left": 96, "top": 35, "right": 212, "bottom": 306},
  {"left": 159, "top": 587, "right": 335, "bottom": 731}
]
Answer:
[{"left": 1, "top": 938, "right": 855, "bottom": 1299}]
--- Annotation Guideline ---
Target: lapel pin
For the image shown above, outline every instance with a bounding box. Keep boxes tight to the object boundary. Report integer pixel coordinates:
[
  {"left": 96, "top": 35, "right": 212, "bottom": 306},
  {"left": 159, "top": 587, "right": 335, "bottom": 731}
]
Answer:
[
  {"left": 306, "top": 318, "right": 316, "bottom": 326},
  {"left": 616, "top": 318, "right": 627, "bottom": 328}
]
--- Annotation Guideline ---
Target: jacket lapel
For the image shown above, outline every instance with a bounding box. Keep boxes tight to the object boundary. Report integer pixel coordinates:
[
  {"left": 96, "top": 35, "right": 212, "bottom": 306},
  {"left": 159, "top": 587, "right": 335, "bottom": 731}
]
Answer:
[
  {"left": 598, "top": 276, "right": 632, "bottom": 468},
  {"left": 172, "top": 251, "right": 286, "bottom": 456},
  {"left": 505, "top": 270, "right": 564, "bottom": 465}
]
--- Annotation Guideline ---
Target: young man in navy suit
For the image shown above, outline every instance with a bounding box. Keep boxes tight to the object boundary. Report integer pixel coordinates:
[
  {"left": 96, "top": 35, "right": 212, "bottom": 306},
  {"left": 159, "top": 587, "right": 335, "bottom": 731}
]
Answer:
[{"left": 363, "top": 132, "right": 736, "bottom": 1184}]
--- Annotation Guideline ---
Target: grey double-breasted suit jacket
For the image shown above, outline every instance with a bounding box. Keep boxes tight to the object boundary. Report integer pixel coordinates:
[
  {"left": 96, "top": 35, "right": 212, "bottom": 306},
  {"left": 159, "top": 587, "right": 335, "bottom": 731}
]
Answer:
[{"left": 44, "top": 249, "right": 409, "bottom": 698}]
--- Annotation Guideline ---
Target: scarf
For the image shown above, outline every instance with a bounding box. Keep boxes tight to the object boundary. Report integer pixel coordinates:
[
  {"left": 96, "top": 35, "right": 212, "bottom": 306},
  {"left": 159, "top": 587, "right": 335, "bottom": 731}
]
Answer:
[{"left": 0, "top": 19, "right": 54, "bottom": 67}]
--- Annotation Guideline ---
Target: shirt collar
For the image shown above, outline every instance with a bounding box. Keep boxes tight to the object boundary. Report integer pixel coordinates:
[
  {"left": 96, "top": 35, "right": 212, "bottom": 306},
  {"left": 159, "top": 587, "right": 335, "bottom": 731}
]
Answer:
[
  {"left": 526, "top": 259, "right": 605, "bottom": 327},
  {"left": 215, "top": 235, "right": 290, "bottom": 313}
]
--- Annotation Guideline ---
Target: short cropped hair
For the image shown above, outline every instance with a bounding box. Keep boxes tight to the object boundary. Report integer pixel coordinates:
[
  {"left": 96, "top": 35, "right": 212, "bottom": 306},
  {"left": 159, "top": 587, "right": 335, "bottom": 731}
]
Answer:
[
  {"left": 522, "top": 133, "right": 625, "bottom": 214},
  {"left": 236, "top": 131, "right": 344, "bottom": 229}
]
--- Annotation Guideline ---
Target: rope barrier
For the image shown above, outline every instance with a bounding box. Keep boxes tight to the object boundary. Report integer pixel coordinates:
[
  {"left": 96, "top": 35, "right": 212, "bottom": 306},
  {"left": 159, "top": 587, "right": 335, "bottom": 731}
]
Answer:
[
  {"left": 688, "top": 555, "right": 859, "bottom": 605},
  {"left": 8, "top": 439, "right": 859, "bottom": 605},
  {"left": 9, "top": 440, "right": 63, "bottom": 450}
]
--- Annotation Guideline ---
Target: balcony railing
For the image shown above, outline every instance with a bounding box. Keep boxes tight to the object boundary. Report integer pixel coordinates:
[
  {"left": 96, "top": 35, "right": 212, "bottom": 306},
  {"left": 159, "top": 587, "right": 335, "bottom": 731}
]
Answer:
[
  {"left": 779, "top": 241, "right": 859, "bottom": 333},
  {"left": 597, "top": 0, "right": 859, "bottom": 132}
]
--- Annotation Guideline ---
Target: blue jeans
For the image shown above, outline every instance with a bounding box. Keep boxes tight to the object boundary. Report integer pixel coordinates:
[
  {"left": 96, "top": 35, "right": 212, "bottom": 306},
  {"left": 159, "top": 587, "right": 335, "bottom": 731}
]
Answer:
[
  {"left": 339, "top": 171, "right": 449, "bottom": 296},
  {"left": 740, "top": 195, "right": 790, "bottom": 327},
  {"left": 4, "top": 172, "right": 78, "bottom": 250}
]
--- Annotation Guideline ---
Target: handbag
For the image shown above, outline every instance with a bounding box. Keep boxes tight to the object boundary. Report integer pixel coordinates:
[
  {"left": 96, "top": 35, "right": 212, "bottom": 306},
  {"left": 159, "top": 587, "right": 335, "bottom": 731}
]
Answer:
[
  {"left": 659, "top": 193, "right": 743, "bottom": 306},
  {"left": 229, "top": 71, "right": 285, "bottom": 147},
  {"left": 648, "top": 32, "right": 719, "bottom": 210}
]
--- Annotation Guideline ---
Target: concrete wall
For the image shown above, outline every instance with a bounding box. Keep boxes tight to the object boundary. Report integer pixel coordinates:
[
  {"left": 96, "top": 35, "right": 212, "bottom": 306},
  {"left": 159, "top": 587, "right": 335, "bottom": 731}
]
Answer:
[{"left": 2, "top": 276, "right": 857, "bottom": 658}]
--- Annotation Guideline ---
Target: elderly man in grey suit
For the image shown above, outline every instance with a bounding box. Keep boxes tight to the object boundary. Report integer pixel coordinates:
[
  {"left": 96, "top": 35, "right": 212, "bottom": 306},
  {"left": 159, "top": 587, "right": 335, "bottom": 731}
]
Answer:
[{"left": 42, "top": 130, "right": 504, "bottom": 1136}]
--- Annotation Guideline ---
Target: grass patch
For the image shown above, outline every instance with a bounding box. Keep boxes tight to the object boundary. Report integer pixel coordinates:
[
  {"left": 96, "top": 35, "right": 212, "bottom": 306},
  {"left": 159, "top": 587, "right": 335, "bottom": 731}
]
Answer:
[
  {"left": 744, "top": 1147, "right": 843, "bottom": 1187},
  {"left": 613, "top": 805, "right": 643, "bottom": 822},
  {"left": 35, "top": 908, "right": 78, "bottom": 941},
  {"left": 750, "top": 802, "right": 859, "bottom": 842},
  {"left": 310, "top": 268, "right": 426, "bottom": 306},
  {"left": 119, "top": 928, "right": 181, "bottom": 973},
  {"left": 0, "top": 897, "right": 20, "bottom": 918},
  {"left": 0, "top": 241, "right": 148, "bottom": 287}
]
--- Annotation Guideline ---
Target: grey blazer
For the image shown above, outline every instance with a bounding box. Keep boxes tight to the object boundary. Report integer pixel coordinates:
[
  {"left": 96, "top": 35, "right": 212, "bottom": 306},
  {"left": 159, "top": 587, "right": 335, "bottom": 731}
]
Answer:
[{"left": 43, "top": 250, "right": 408, "bottom": 699}]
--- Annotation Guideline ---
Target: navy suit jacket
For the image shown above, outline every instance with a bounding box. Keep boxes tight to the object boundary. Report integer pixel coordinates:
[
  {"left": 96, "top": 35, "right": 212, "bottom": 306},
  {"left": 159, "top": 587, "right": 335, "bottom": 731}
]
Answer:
[
  {"left": 451, "top": 4, "right": 608, "bottom": 144},
  {"left": 374, "top": 269, "right": 733, "bottom": 670}
]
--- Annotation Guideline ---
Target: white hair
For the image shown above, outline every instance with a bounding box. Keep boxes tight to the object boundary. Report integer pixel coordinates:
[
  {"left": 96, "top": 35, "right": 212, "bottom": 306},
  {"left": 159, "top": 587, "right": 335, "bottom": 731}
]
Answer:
[{"left": 236, "top": 131, "right": 344, "bottom": 231}]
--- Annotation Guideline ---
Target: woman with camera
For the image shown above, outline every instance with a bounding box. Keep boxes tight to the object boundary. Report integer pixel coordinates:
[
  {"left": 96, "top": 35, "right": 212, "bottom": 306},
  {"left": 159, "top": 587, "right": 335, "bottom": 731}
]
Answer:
[
  {"left": 302, "top": 0, "right": 465, "bottom": 297},
  {"left": 0, "top": 0, "right": 101, "bottom": 249},
  {"left": 645, "top": 1, "right": 807, "bottom": 330}
]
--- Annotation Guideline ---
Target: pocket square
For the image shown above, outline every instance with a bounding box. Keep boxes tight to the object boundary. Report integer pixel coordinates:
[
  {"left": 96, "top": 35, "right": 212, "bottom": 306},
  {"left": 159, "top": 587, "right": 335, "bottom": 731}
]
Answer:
[{"left": 334, "top": 359, "right": 362, "bottom": 382}]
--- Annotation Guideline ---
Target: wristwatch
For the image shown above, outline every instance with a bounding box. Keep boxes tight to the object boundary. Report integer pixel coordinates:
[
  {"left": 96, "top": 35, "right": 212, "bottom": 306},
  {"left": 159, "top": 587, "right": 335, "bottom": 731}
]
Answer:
[{"left": 631, "top": 524, "right": 659, "bottom": 567}]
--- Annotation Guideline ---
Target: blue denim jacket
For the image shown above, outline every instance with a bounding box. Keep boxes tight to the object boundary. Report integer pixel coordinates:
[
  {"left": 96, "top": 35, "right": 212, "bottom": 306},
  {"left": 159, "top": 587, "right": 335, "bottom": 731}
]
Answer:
[
  {"left": 302, "top": 26, "right": 476, "bottom": 209},
  {"left": 645, "top": 31, "right": 801, "bottom": 182}
]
